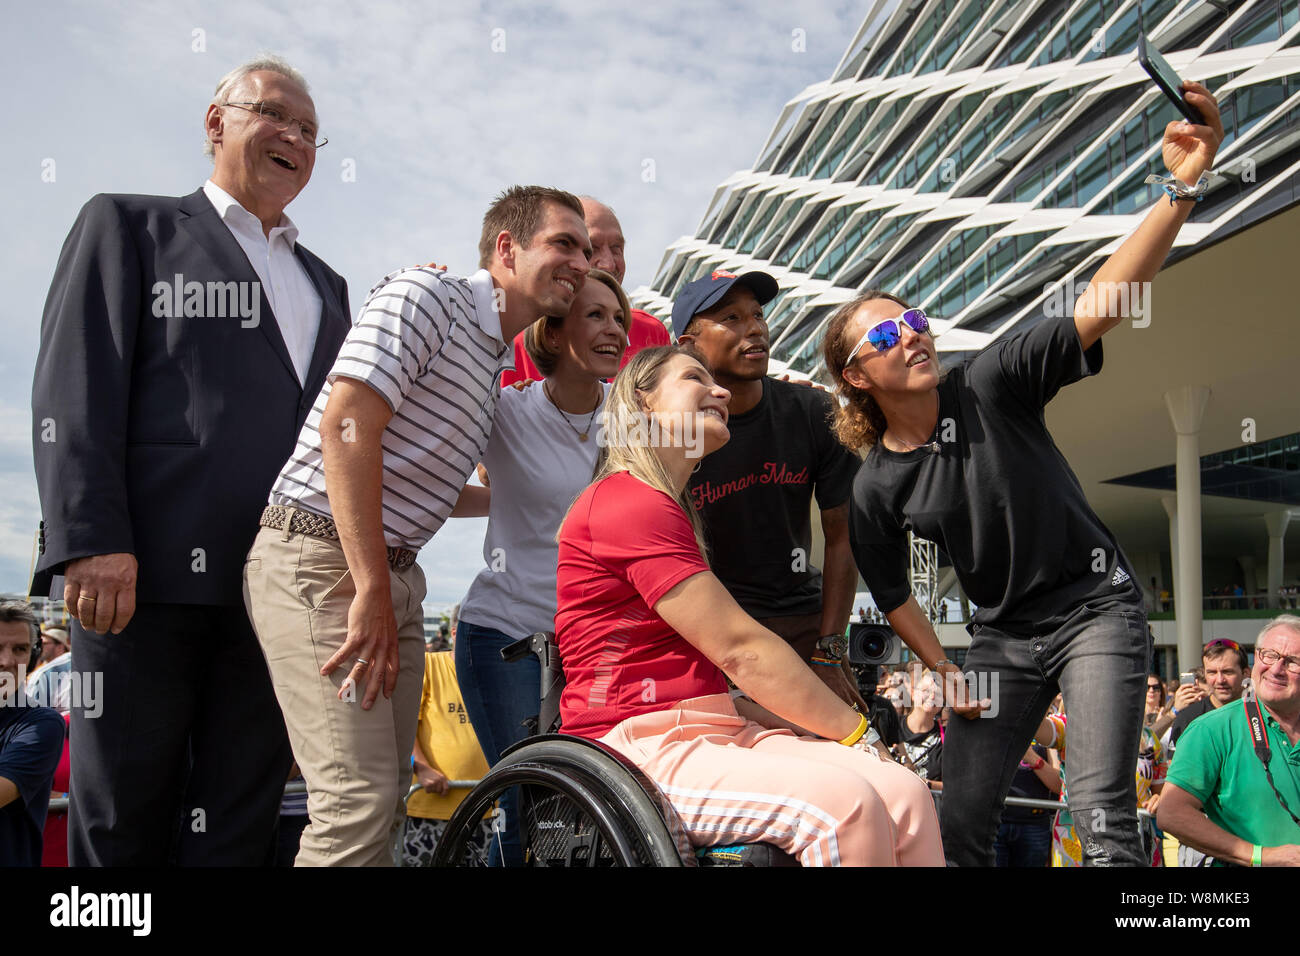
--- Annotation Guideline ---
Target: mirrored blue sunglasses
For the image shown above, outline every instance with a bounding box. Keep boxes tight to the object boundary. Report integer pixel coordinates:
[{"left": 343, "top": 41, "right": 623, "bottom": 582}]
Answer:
[{"left": 846, "top": 308, "right": 930, "bottom": 363}]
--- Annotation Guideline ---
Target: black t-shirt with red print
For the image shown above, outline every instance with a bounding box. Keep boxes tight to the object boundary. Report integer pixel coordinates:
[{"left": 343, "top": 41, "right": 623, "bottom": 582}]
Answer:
[{"left": 688, "top": 377, "right": 860, "bottom": 619}]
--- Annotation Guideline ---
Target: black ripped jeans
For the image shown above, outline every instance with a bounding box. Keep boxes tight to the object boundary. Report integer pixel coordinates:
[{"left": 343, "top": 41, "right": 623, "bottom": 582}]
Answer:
[{"left": 940, "top": 599, "right": 1151, "bottom": 866}]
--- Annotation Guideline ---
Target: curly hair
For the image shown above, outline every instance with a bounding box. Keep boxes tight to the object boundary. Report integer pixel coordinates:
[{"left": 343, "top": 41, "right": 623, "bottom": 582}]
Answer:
[{"left": 822, "top": 289, "right": 911, "bottom": 452}]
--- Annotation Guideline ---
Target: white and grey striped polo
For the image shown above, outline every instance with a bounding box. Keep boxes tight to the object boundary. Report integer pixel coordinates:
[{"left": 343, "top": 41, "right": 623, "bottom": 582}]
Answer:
[{"left": 269, "top": 266, "right": 510, "bottom": 550}]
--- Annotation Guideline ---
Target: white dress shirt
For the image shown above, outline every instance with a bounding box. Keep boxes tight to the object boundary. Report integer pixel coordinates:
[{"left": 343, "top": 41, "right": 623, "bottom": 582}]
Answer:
[{"left": 202, "top": 180, "right": 322, "bottom": 385}]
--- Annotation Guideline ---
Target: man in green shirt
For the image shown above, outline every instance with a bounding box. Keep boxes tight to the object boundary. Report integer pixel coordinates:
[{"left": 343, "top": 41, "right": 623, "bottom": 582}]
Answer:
[{"left": 1158, "top": 615, "right": 1300, "bottom": 866}]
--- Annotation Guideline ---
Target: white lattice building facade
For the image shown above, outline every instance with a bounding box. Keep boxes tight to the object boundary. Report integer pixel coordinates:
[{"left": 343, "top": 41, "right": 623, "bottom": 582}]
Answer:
[{"left": 632, "top": 0, "right": 1300, "bottom": 379}]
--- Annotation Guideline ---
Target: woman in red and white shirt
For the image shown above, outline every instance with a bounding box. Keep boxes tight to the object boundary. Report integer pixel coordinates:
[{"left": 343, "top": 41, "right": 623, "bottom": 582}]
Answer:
[{"left": 555, "top": 345, "right": 942, "bottom": 866}]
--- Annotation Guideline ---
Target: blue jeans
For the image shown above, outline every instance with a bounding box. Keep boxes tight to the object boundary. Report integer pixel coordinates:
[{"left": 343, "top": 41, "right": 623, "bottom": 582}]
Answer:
[
  {"left": 941, "top": 599, "right": 1152, "bottom": 866},
  {"left": 994, "top": 820, "right": 1052, "bottom": 867},
  {"left": 454, "top": 619, "right": 541, "bottom": 867}
]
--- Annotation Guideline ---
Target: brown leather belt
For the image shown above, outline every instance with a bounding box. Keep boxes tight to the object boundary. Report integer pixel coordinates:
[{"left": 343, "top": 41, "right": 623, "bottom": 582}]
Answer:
[{"left": 259, "top": 505, "right": 418, "bottom": 572}]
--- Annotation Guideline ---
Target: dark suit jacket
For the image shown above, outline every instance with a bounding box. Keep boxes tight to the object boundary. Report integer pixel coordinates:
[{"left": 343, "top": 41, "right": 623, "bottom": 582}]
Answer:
[{"left": 31, "top": 188, "right": 351, "bottom": 605}]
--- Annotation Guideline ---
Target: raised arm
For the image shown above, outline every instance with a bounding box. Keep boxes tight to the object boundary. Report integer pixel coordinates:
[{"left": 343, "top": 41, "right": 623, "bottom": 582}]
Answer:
[{"left": 1073, "top": 82, "right": 1223, "bottom": 351}]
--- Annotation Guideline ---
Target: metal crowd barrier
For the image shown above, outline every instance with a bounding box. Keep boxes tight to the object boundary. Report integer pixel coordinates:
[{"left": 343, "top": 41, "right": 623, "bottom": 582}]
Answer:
[
  {"left": 49, "top": 785, "right": 1151, "bottom": 817},
  {"left": 46, "top": 778, "right": 483, "bottom": 813},
  {"left": 931, "top": 792, "right": 1154, "bottom": 819}
]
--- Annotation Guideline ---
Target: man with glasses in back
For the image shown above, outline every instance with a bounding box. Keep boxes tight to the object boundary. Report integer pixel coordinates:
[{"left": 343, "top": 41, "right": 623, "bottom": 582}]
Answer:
[
  {"left": 31, "top": 56, "right": 351, "bottom": 865},
  {"left": 1158, "top": 617, "right": 1300, "bottom": 867}
]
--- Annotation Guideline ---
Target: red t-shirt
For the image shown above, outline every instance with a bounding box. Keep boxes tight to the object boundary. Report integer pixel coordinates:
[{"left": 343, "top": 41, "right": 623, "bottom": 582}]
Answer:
[
  {"left": 500, "top": 308, "right": 670, "bottom": 387},
  {"left": 555, "top": 471, "right": 728, "bottom": 738}
]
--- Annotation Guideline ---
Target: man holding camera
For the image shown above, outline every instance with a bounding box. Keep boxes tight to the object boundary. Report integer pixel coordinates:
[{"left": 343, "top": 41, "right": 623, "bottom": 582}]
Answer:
[{"left": 1167, "top": 639, "right": 1248, "bottom": 755}]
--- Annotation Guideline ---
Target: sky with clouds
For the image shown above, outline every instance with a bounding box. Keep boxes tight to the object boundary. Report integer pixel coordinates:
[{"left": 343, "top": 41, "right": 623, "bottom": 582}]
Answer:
[{"left": 3, "top": 0, "right": 866, "bottom": 608}]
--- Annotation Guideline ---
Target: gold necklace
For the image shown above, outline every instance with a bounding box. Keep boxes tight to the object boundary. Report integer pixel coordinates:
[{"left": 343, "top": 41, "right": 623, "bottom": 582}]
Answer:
[{"left": 544, "top": 381, "right": 601, "bottom": 442}]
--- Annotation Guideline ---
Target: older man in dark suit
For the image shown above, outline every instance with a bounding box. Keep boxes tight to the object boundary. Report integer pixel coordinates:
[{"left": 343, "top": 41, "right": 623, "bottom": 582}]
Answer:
[{"left": 30, "top": 56, "right": 350, "bottom": 865}]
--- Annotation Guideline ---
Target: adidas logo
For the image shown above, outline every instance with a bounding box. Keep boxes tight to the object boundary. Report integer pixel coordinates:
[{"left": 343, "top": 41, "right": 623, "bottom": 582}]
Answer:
[{"left": 1112, "top": 566, "right": 1131, "bottom": 587}]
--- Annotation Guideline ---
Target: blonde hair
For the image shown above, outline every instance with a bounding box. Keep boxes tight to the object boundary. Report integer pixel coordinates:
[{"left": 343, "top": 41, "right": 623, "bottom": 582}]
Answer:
[
  {"left": 523, "top": 269, "right": 632, "bottom": 377},
  {"left": 565, "top": 345, "right": 709, "bottom": 558}
]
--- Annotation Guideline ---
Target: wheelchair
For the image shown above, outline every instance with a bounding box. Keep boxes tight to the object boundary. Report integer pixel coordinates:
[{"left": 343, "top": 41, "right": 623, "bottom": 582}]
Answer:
[{"left": 431, "top": 632, "right": 799, "bottom": 867}]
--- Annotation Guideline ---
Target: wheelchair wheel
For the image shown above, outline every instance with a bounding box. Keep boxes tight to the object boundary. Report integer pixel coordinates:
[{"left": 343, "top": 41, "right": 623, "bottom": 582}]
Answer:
[{"left": 431, "top": 738, "right": 688, "bottom": 867}]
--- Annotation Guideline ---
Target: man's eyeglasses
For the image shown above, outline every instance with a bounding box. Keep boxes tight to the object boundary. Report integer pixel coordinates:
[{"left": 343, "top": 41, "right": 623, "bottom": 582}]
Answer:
[
  {"left": 1257, "top": 647, "right": 1300, "bottom": 675},
  {"left": 846, "top": 308, "right": 930, "bottom": 363},
  {"left": 223, "top": 101, "right": 328, "bottom": 149}
]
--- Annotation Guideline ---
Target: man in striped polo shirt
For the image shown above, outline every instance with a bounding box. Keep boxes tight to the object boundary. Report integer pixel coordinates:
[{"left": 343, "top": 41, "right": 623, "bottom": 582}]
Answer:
[{"left": 244, "top": 185, "right": 592, "bottom": 866}]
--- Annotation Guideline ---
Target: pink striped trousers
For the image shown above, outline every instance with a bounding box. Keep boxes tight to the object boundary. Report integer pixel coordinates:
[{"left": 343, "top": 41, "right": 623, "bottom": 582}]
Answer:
[{"left": 598, "top": 694, "right": 944, "bottom": 866}]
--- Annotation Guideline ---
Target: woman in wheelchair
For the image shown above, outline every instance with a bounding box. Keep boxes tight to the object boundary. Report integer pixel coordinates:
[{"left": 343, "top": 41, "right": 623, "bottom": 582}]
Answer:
[{"left": 554, "top": 345, "right": 944, "bottom": 866}]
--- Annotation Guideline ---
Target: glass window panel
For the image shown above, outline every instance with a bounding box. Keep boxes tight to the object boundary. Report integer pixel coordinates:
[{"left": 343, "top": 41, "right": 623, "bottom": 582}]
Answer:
[
  {"left": 862, "top": 15, "right": 916, "bottom": 77},
  {"left": 889, "top": 91, "right": 990, "bottom": 190},
  {"left": 791, "top": 204, "right": 858, "bottom": 273},
  {"left": 888, "top": 0, "right": 959, "bottom": 76},
  {"left": 1168, "top": 0, "right": 1248, "bottom": 50},
  {"left": 772, "top": 305, "right": 836, "bottom": 362},
  {"left": 792, "top": 101, "right": 852, "bottom": 178},
  {"left": 813, "top": 207, "right": 895, "bottom": 280},
  {"left": 751, "top": 199, "right": 803, "bottom": 260},
  {"left": 994, "top": 0, "right": 1071, "bottom": 68},
  {"left": 901, "top": 225, "right": 996, "bottom": 305},
  {"left": 1212, "top": 0, "right": 1286, "bottom": 51},
  {"left": 771, "top": 201, "right": 835, "bottom": 267},
  {"left": 722, "top": 194, "right": 763, "bottom": 249},
  {"left": 836, "top": 213, "right": 924, "bottom": 288},
  {"left": 846, "top": 95, "right": 921, "bottom": 184},
  {"left": 755, "top": 101, "right": 809, "bottom": 174},
  {"left": 863, "top": 97, "right": 946, "bottom": 185},
  {"left": 813, "top": 97, "right": 880, "bottom": 179},
  {"left": 707, "top": 199, "right": 740, "bottom": 244},
  {"left": 734, "top": 192, "right": 784, "bottom": 254},
  {"left": 917, "top": 0, "right": 987, "bottom": 73},
  {"left": 995, "top": 85, "right": 1143, "bottom": 203},
  {"left": 1082, "top": 2, "right": 1141, "bottom": 62},
  {"left": 771, "top": 101, "right": 827, "bottom": 176},
  {"left": 917, "top": 86, "right": 1041, "bottom": 193}
]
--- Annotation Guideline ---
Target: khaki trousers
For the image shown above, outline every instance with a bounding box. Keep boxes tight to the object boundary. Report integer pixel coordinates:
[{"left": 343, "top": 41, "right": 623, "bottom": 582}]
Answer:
[{"left": 243, "top": 524, "right": 426, "bottom": 866}]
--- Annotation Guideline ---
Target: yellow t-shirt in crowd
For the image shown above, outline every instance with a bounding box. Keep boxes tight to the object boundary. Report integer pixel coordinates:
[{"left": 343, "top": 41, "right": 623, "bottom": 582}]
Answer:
[{"left": 407, "top": 652, "right": 492, "bottom": 820}]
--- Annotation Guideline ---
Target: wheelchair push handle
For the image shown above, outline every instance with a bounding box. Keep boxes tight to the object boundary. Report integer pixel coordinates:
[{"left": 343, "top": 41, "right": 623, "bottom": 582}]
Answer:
[{"left": 501, "top": 631, "right": 559, "bottom": 664}]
